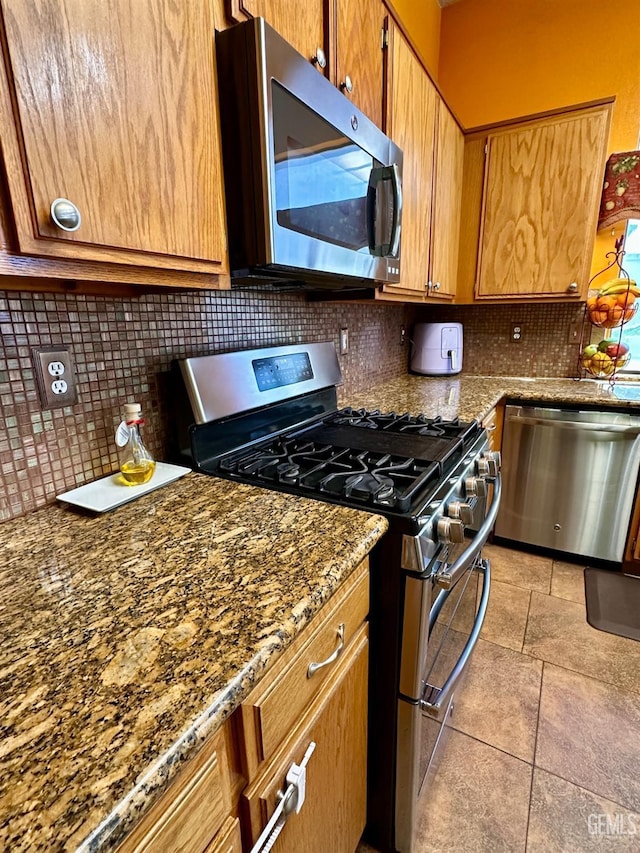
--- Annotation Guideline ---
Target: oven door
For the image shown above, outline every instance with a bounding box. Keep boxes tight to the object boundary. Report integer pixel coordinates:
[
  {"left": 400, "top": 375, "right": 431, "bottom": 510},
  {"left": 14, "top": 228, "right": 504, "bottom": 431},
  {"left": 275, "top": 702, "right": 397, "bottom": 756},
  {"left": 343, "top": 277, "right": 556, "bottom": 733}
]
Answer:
[
  {"left": 394, "top": 475, "right": 500, "bottom": 853},
  {"left": 395, "top": 557, "right": 490, "bottom": 853}
]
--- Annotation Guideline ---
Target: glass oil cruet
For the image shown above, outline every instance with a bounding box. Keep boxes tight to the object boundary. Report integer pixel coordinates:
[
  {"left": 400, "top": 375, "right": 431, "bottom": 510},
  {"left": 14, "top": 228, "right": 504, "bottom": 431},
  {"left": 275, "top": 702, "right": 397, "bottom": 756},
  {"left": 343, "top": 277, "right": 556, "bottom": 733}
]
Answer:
[{"left": 115, "top": 402, "right": 156, "bottom": 485}]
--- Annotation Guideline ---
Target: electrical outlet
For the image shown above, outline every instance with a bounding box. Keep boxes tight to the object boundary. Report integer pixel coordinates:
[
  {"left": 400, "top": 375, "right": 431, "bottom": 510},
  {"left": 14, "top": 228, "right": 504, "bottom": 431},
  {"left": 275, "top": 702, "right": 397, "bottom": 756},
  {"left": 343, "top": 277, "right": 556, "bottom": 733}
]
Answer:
[
  {"left": 400, "top": 326, "right": 406, "bottom": 346},
  {"left": 512, "top": 325, "right": 523, "bottom": 342},
  {"left": 33, "top": 348, "right": 77, "bottom": 409},
  {"left": 567, "top": 319, "right": 582, "bottom": 344},
  {"left": 339, "top": 328, "right": 349, "bottom": 354}
]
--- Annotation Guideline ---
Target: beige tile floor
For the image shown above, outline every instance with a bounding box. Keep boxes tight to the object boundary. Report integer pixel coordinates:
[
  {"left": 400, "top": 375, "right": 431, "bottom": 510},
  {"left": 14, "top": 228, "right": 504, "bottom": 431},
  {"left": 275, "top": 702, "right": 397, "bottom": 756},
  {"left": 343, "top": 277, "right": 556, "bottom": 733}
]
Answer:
[{"left": 359, "top": 542, "right": 640, "bottom": 852}]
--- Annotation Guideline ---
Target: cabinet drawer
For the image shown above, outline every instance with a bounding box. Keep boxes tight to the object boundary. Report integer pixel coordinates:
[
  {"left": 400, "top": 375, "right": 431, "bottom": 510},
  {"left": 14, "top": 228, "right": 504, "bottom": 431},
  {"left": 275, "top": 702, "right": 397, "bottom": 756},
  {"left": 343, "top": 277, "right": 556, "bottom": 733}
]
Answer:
[
  {"left": 242, "top": 625, "right": 369, "bottom": 853},
  {"left": 118, "top": 729, "right": 229, "bottom": 853},
  {"left": 241, "top": 559, "right": 369, "bottom": 777}
]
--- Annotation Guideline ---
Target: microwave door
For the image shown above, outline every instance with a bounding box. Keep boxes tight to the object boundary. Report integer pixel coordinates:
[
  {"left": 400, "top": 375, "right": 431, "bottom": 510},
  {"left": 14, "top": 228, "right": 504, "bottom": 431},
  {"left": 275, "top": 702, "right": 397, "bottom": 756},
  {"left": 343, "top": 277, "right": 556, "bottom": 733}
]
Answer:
[{"left": 269, "top": 80, "right": 396, "bottom": 281}]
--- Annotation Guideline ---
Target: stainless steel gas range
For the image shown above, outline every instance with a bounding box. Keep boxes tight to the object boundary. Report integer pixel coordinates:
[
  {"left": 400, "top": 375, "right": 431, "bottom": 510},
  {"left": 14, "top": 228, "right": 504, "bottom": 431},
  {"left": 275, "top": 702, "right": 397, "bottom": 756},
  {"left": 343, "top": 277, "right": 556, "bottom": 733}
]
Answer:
[{"left": 173, "top": 342, "right": 501, "bottom": 853}]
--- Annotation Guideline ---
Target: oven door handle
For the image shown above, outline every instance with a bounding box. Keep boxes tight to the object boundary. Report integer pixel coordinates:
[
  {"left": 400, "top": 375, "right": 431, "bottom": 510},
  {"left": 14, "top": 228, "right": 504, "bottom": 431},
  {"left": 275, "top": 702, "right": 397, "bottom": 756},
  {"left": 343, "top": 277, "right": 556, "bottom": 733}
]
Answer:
[
  {"left": 435, "top": 474, "right": 501, "bottom": 591},
  {"left": 421, "top": 557, "right": 491, "bottom": 718}
]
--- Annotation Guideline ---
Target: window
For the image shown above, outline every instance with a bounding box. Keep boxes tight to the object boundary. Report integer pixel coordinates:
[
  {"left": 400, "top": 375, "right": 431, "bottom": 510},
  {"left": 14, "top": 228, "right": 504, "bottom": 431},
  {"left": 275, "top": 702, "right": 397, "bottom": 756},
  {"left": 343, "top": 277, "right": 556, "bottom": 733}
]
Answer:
[{"left": 618, "top": 221, "right": 640, "bottom": 372}]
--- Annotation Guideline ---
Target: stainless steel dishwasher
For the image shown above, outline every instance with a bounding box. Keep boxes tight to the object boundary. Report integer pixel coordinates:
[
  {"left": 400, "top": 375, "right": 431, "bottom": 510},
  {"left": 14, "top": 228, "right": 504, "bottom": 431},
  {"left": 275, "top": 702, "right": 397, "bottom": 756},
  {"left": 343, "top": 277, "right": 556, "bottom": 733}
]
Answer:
[{"left": 495, "top": 404, "right": 640, "bottom": 562}]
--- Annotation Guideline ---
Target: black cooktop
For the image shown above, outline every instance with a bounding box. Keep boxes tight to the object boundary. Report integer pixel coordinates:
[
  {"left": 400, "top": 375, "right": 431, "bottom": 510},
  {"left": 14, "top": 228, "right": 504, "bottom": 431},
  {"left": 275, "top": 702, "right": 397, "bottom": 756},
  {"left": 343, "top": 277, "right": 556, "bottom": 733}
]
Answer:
[{"left": 211, "top": 408, "right": 483, "bottom": 517}]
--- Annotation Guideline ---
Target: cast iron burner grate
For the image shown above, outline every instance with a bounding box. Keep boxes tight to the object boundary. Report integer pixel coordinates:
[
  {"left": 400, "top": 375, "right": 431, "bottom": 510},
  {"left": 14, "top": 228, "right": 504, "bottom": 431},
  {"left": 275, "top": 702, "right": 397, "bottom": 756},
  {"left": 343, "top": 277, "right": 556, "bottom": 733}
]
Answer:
[{"left": 214, "top": 408, "right": 482, "bottom": 516}]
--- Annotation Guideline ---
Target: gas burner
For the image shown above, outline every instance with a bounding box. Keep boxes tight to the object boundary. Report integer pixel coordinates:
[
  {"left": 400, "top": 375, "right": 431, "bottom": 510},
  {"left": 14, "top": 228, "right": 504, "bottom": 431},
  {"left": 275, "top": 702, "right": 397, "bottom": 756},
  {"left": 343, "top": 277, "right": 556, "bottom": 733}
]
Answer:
[
  {"left": 326, "top": 409, "right": 473, "bottom": 440},
  {"left": 277, "top": 462, "right": 300, "bottom": 482},
  {"left": 344, "top": 472, "right": 395, "bottom": 502},
  {"left": 331, "top": 408, "right": 380, "bottom": 429}
]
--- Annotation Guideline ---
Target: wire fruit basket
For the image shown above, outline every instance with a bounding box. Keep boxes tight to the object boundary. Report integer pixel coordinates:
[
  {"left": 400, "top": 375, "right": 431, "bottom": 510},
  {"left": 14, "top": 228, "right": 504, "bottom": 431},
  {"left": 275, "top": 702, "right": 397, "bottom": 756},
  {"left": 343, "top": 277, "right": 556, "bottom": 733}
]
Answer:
[{"left": 579, "top": 237, "right": 637, "bottom": 381}]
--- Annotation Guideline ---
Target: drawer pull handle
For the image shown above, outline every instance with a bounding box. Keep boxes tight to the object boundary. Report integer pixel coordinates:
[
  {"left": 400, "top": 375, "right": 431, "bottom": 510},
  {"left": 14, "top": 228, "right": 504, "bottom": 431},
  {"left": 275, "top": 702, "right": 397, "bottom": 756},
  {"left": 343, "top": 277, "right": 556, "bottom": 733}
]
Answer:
[{"left": 307, "top": 624, "right": 345, "bottom": 678}]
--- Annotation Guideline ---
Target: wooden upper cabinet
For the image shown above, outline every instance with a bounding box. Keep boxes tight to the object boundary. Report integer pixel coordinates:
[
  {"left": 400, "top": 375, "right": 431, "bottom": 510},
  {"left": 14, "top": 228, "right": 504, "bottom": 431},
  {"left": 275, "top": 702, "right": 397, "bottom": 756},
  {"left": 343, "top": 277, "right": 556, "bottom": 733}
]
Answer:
[
  {"left": 229, "top": 0, "right": 328, "bottom": 68},
  {"left": 0, "top": 0, "right": 228, "bottom": 274},
  {"left": 430, "top": 101, "right": 464, "bottom": 299},
  {"left": 475, "top": 104, "right": 612, "bottom": 300},
  {"left": 379, "top": 20, "right": 437, "bottom": 300},
  {"left": 335, "top": 0, "right": 385, "bottom": 129},
  {"left": 226, "top": 0, "right": 385, "bottom": 129}
]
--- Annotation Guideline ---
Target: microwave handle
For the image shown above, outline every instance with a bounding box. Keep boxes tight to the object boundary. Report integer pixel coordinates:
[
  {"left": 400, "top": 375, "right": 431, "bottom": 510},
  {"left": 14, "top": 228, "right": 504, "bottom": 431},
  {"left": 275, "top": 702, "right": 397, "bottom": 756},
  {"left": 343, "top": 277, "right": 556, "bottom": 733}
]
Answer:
[{"left": 367, "top": 163, "right": 402, "bottom": 257}]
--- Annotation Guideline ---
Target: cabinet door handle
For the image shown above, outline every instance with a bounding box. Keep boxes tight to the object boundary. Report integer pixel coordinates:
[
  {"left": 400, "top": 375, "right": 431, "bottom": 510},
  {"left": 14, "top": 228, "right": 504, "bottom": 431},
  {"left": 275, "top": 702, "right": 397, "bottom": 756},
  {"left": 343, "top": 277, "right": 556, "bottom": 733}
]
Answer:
[
  {"left": 567, "top": 281, "right": 578, "bottom": 293},
  {"left": 50, "top": 198, "right": 82, "bottom": 232},
  {"left": 311, "top": 47, "right": 327, "bottom": 69},
  {"left": 340, "top": 75, "right": 354, "bottom": 93},
  {"left": 307, "top": 623, "right": 345, "bottom": 677}
]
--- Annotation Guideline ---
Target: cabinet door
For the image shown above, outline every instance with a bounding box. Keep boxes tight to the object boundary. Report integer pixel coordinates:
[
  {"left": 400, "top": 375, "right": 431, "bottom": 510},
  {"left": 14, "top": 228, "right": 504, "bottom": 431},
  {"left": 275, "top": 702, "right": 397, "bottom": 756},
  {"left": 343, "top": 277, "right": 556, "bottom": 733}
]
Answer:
[
  {"left": 429, "top": 100, "right": 464, "bottom": 300},
  {"left": 380, "top": 21, "right": 437, "bottom": 300},
  {"left": 229, "top": 0, "right": 327, "bottom": 69},
  {"left": 242, "top": 625, "right": 368, "bottom": 853},
  {"left": 0, "top": 0, "right": 228, "bottom": 273},
  {"left": 476, "top": 106, "right": 611, "bottom": 299},
  {"left": 482, "top": 405, "right": 503, "bottom": 453},
  {"left": 335, "top": 0, "right": 385, "bottom": 129}
]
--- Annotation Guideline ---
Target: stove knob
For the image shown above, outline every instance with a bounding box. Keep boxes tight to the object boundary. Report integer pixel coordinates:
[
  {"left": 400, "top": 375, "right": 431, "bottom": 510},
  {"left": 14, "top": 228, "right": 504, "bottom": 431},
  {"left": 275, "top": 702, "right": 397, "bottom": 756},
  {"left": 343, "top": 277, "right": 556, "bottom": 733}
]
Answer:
[
  {"left": 448, "top": 500, "right": 474, "bottom": 524},
  {"left": 465, "top": 476, "right": 487, "bottom": 498},
  {"left": 437, "top": 517, "right": 465, "bottom": 545},
  {"left": 478, "top": 450, "right": 501, "bottom": 477}
]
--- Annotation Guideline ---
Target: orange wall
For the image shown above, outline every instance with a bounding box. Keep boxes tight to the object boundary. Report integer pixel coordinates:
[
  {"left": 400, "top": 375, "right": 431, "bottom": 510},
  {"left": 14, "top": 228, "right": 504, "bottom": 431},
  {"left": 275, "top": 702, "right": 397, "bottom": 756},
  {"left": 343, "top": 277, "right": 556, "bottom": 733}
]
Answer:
[
  {"left": 389, "top": 0, "right": 441, "bottom": 79},
  {"left": 438, "top": 0, "right": 640, "bottom": 274},
  {"left": 438, "top": 0, "right": 639, "bottom": 149}
]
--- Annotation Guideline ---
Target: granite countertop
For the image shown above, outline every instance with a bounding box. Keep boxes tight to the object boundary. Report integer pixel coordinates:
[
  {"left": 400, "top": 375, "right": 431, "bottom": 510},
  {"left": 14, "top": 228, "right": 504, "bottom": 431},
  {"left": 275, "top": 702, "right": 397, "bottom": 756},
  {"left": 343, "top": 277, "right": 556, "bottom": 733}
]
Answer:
[
  {"left": 341, "top": 374, "right": 640, "bottom": 422},
  {"left": 0, "top": 474, "right": 387, "bottom": 853},
  {"left": 2, "top": 372, "right": 637, "bottom": 853}
]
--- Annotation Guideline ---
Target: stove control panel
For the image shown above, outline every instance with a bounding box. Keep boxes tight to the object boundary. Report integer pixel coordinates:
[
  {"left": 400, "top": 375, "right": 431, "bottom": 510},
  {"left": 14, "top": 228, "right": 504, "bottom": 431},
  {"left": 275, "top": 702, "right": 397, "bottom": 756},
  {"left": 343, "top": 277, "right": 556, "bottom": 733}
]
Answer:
[{"left": 252, "top": 352, "right": 314, "bottom": 391}]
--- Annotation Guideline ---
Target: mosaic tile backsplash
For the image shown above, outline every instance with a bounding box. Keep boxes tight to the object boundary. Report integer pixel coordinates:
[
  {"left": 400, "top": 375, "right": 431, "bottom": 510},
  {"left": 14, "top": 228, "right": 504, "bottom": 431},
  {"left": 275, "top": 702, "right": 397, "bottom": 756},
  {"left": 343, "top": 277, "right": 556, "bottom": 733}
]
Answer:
[
  {"left": 1, "top": 287, "right": 585, "bottom": 520},
  {"left": 0, "top": 288, "right": 411, "bottom": 520},
  {"left": 417, "top": 301, "right": 585, "bottom": 378}
]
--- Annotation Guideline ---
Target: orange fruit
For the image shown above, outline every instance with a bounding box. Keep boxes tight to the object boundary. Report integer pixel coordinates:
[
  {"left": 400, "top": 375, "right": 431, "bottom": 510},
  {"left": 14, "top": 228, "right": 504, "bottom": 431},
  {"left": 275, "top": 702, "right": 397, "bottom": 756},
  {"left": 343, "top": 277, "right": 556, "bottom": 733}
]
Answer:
[
  {"left": 615, "top": 290, "right": 636, "bottom": 307},
  {"left": 596, "top": 295, "right": 617, "bottom": 310},
  {"left": 587, "top": 295, "right": 598, "bottom": 309},
  {"left": 589, "top": 309, "right": 607, "bottom": 325},
  {"left": 624, "top": 306, "right": 636, "bottom": 321},
  {"left": 606, "top": 305, "right": 624, "bottom": 326}
]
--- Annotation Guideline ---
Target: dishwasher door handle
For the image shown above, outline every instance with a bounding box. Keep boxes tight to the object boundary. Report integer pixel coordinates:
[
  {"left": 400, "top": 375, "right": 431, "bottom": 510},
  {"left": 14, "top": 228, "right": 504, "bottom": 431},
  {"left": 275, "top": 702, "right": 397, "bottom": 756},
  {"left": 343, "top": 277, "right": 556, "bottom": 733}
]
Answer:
[{"left": 507, "top": 415, "right": 640, "bottom": 435}]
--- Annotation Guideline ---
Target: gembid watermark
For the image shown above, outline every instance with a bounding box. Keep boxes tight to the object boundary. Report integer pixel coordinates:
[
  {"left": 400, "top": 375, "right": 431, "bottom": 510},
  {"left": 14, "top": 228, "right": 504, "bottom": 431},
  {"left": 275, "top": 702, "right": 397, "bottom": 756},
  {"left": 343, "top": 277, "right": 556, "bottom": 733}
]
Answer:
[{"left": 588, "top": 813, "right": 638, "bottom": 836}]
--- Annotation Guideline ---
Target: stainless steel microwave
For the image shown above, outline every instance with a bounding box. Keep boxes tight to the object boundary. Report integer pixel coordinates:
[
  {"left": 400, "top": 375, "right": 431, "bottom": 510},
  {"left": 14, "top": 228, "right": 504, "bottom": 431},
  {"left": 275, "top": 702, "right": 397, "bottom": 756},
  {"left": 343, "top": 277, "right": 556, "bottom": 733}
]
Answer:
[{"left": 215, "top": 18, "right": 403, "bottom": 290}]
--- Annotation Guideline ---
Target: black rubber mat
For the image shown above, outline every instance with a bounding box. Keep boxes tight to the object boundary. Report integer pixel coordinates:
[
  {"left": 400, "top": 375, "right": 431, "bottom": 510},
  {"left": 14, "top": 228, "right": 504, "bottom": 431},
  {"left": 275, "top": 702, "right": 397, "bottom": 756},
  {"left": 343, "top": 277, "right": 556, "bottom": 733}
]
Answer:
[{"left": 584, "top": 568, "right": 640, "bottom": 641}]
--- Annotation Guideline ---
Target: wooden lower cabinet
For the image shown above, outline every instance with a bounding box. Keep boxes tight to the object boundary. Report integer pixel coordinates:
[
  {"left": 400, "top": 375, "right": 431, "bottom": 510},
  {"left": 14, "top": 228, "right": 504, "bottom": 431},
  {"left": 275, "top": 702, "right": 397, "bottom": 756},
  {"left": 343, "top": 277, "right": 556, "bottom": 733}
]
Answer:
[
  {"left": 241, "top": 625, "right": 368, "bottom": 853},
  {"left": 482, "top": 404, "right": 504, "bottom": 453},
  {"left": 117, "top": 559, "right": 370, "bottom": 853},
  {"left": 117, "top": 728, "right": 233, "bottom": 853},
  {"left": 204, "top": 817, "right": 243, "bottom": 853}
]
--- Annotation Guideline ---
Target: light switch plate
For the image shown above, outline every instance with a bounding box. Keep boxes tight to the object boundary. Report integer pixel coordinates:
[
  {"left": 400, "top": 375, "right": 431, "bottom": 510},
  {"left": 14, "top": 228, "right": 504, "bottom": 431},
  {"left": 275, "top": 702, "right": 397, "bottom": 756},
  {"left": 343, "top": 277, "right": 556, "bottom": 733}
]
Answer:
[{"left": 33, "top": 347, "right": 78, "bottom": 408}]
